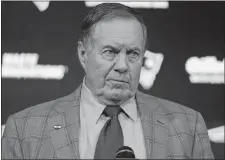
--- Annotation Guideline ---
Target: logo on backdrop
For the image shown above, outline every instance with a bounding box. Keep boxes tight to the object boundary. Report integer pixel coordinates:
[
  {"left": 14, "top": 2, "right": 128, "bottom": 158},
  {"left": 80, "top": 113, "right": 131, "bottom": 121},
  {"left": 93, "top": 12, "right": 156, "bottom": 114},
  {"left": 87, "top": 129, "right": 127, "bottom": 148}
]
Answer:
[
  {"left": 185, "top": 56, "right": 224, "bottom": 84},
  {"left": 1, "top": 52, "right": 68, "bottom": 80},
  {"left": 32, "top": 1, "right": 169, "bottom": 12},
  {"left": 139, "top": 50, "right": 164, "bottom": 90},
  {"left": 32, "top": 0, "right": 50, "bottom": 12},
  {"left": 84, "top": 1, "right": 169, "bottom": 9}
]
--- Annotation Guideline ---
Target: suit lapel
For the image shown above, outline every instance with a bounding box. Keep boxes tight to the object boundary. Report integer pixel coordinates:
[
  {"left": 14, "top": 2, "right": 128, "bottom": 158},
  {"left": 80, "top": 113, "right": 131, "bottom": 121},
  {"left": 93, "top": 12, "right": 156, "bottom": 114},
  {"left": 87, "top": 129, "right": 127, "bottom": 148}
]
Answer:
[
  {"left": 47, "top": 86, "right": 81, "bottom": 159},
  {"left": 136, "top": 91, "right": 169, "bottom": 159}
]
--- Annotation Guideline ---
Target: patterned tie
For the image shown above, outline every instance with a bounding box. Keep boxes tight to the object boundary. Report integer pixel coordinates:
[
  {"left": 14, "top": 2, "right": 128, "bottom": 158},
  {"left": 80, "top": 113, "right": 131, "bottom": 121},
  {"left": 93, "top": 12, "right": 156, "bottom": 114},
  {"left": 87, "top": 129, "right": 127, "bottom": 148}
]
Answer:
[{"left": 94, "top": 105, "right": 124, "bottom": 159}]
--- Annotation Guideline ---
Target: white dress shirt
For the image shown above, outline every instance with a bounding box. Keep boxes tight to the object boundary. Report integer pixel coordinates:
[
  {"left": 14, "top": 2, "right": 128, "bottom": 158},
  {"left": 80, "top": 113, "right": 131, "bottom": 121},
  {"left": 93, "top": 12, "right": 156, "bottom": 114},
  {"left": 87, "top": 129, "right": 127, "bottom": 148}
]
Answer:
[{"left": 79, "top": 81, "right": 146, "bottom": 159}]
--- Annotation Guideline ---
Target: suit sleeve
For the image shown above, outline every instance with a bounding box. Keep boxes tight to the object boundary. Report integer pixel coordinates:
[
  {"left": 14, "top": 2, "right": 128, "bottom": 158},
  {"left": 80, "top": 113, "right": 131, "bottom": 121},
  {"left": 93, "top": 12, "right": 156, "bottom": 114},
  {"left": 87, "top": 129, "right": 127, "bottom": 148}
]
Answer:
[
  {"left": 2, "top": 115, "right": 23, "bottom": 159},
  {"left": 192, "top": 112, "right": 214, "bottom": 159}
]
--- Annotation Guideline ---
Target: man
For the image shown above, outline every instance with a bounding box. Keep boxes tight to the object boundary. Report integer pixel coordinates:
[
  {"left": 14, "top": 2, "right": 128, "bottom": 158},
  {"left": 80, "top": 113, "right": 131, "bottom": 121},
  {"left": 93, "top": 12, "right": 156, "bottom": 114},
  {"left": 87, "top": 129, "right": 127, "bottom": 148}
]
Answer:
[{"left": 2, "top": 3, "right": 214, "bottom": 159}]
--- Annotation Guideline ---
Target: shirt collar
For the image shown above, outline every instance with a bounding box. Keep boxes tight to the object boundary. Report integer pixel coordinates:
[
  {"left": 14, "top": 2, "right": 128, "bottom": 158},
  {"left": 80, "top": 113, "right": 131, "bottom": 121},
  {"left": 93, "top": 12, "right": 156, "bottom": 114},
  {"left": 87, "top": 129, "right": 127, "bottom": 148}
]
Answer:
[
  {"left": 80, "top": 78, "right": 138, "bottom": 125},
  {"left": 120, "top": 96, "right": 138, "bottom": 122}
]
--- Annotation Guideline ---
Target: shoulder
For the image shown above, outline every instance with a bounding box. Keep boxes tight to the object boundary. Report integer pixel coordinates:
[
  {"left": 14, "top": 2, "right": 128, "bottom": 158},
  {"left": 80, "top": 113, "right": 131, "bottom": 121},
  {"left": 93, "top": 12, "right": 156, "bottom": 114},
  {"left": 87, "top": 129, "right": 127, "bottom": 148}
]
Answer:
[
  {"left": 11, "top": 85, "right": 82, "bottom": 119},
  {"left": 137, "top": 91, "right": 197, "bottom": 115},
  {"left": 3, "top": 88, "right": 81, "bottom": 138},
  {"left": 136, "top": 91, "right": 199, "bottom": 123},
  {"left": 12, "top": 92, "right": 75, "bottom": 119},
  {"left": 136, "top": 91, "right": 206, "bottom": 139}
]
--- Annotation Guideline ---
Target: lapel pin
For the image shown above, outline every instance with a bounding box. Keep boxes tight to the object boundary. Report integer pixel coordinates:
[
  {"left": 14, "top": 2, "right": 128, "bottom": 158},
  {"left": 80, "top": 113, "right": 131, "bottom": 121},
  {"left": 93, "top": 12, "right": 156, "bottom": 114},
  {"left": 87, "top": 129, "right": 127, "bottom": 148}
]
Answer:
[{"left": 53, "top": 124, "right": 62, "bottom": 130}]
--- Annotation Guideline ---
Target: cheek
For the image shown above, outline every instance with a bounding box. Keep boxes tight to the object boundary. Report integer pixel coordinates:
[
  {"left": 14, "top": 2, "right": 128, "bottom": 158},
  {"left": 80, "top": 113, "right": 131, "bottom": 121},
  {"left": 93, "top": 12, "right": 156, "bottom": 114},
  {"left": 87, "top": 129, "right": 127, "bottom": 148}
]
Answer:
[
  {"left": 130, "top": 63, "right": 142, "bottom": 85},
  {"left": 86, "top": 54, "right": 113, "bottom": 84},
  {"left": 95, "top": 56, "right": 112, "bottom": 78}
]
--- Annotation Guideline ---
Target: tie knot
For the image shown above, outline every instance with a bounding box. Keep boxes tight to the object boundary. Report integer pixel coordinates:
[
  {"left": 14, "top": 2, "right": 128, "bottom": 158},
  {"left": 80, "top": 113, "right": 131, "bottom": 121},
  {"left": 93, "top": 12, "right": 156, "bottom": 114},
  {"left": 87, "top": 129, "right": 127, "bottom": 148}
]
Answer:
[{"left": 104, "top": 105, "right": 122, "bottom": 117}]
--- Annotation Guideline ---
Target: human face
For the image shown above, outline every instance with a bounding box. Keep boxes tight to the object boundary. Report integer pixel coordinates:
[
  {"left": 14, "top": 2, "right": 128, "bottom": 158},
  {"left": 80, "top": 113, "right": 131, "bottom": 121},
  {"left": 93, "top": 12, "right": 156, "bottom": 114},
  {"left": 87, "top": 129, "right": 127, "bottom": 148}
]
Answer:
[{"left": 78, "top": 18, "right": 145, "bottom": 105}]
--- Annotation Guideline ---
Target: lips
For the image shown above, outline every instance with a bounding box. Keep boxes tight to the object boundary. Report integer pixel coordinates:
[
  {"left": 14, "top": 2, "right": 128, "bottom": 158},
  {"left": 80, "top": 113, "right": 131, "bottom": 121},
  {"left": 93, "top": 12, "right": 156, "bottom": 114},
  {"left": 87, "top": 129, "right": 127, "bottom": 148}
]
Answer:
[{"left": 107, "top": 79, "right": 129, "bottom": 83}]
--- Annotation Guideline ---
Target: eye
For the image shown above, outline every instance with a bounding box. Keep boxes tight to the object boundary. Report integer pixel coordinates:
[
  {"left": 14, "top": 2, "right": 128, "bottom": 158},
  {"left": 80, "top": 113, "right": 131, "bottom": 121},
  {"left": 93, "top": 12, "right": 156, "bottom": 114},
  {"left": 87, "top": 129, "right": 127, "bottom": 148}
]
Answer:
[
  {"left": 102, "top": 49, "right": 117, "bottom": 60},
  {"left": 127, "top": 50, "right": 140, "bottom": 62}
]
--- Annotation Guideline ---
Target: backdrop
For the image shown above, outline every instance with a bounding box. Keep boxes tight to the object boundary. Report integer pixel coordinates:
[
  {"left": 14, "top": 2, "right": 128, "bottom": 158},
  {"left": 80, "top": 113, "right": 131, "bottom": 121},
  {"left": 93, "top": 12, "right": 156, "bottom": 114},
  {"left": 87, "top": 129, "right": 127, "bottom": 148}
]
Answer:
[{"left": 1, "top": 1, "right": 224, "bottom": 158}]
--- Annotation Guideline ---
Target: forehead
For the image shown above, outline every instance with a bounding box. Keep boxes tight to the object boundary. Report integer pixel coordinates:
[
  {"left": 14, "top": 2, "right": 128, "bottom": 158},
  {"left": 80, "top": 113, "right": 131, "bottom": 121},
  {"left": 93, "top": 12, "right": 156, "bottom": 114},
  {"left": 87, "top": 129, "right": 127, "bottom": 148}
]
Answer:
[{"left": 91, "top": 18, "right": 144, "bottom": 49}]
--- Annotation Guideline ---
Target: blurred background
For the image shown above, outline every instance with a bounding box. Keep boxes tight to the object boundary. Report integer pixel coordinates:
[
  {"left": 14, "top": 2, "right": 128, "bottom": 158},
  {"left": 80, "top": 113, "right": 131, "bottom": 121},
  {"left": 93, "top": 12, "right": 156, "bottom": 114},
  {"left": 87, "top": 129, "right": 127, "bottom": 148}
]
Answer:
[{"left": 1, "top": 1, "right": 224, "bottom": 159}]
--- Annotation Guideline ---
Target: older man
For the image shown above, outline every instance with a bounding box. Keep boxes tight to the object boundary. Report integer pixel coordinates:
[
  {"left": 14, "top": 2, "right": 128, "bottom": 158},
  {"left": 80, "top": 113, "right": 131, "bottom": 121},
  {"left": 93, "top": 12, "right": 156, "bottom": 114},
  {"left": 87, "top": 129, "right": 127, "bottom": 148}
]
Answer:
[{"left": 2, "top": 3, "right": 214, "bottom": 159}]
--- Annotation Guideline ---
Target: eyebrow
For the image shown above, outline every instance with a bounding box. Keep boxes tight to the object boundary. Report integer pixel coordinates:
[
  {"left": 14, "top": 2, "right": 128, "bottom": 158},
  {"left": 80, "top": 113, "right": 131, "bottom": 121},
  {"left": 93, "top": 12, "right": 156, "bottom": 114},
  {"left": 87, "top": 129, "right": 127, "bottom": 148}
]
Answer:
[
  {"left": 102, "top": 45, "right": 141, "bottom": 52},
  {"left": 102, "top": 45, "right": 121, "bottom": 50},
  {"left": 130, "top": 47, "right": 141, "bottom": 52}
]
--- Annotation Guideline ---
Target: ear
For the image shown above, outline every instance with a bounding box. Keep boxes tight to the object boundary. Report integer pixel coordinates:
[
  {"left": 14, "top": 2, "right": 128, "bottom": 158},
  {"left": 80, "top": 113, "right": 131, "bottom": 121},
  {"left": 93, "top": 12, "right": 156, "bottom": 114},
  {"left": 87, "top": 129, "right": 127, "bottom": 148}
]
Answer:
[{"left": 77, "top": 41, "right": 88, "bottom": 70}]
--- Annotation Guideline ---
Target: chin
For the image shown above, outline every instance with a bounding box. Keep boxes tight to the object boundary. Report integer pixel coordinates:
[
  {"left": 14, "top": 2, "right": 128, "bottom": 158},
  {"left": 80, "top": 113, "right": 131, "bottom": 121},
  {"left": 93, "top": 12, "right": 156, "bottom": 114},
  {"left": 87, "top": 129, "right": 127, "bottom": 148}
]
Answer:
[
  {"left": 95, "top": 85, "right": 136, "bottom": 105},
  {"left": 107, "top": 89, "right": 134, "bottom": 102}
]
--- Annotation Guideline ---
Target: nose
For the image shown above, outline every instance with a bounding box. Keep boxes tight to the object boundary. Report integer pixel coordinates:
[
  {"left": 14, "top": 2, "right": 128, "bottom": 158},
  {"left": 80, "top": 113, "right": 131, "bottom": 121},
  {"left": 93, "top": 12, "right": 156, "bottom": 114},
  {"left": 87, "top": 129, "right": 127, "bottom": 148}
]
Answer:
[{"left": 114, "top": 52, "right": 129, "bottom": 73}]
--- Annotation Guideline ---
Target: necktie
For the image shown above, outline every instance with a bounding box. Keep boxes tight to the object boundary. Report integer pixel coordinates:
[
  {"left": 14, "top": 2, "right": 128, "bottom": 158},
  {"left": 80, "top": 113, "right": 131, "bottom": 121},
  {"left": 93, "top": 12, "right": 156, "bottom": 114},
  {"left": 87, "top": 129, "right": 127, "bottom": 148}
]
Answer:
[{"left": 94, "top": 105, "right": 124, "bottom": 159}]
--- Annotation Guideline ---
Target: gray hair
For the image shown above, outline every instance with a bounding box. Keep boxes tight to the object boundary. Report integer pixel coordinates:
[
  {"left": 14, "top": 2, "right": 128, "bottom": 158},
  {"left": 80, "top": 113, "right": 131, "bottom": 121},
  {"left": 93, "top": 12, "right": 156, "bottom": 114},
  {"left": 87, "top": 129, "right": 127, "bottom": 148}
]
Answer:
[{"left": 78, "top": 3, "right": 148, "bottom": 50}]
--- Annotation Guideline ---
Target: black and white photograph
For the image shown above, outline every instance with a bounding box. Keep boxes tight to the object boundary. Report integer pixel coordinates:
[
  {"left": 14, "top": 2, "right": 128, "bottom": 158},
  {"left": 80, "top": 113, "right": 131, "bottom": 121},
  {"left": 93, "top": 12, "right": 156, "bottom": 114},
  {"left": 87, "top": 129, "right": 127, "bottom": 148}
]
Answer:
[{"left": 1, "top": 1, "right": 224, "bottom": 159}]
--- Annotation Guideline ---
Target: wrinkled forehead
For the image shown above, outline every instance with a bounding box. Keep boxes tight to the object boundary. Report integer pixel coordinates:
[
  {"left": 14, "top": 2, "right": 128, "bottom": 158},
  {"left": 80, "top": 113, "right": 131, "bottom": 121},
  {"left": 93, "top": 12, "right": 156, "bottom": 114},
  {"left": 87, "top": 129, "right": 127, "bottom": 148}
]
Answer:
[
  {"left": 93, "top": 17, "right": 143, "bottom": 36},
  {"left": 90, "top": 17, "right": 145, "bottom": 48}
]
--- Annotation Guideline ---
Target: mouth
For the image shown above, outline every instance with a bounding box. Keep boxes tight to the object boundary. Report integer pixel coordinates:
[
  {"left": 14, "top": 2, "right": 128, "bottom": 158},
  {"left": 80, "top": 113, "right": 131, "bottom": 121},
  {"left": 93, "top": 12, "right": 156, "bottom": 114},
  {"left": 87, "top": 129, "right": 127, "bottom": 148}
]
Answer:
[{"left": 107, "top": 79, "right": 129, "bottom": 84}]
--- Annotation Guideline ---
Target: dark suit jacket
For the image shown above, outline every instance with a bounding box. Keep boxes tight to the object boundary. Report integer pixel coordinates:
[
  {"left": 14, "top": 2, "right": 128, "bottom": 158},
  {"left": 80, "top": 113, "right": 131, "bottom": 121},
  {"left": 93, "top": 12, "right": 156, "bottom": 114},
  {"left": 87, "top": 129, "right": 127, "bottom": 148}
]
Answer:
[{"left": 2, "top": 85, "right": 214, "bottom": 159}]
